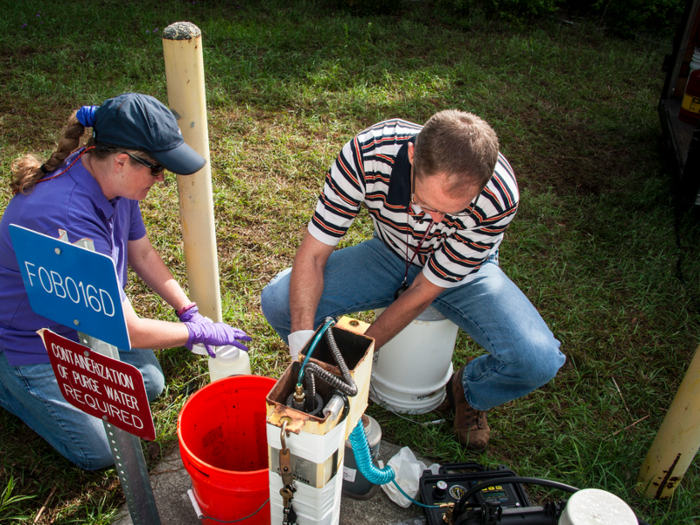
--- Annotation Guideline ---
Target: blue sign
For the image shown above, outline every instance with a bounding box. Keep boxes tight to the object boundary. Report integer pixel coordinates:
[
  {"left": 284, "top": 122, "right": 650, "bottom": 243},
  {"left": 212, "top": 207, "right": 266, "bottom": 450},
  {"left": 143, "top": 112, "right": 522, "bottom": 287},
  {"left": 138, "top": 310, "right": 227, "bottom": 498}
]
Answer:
[{"left": 9, "top": 225, "right": 131, "bottom": 350}]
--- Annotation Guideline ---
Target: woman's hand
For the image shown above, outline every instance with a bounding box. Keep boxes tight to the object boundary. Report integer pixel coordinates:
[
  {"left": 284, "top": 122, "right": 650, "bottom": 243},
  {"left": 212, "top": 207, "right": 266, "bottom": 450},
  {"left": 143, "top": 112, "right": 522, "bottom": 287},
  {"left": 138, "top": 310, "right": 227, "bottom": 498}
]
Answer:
[{"left": 184, "top": 322, "right": 252, "bottom": 357}]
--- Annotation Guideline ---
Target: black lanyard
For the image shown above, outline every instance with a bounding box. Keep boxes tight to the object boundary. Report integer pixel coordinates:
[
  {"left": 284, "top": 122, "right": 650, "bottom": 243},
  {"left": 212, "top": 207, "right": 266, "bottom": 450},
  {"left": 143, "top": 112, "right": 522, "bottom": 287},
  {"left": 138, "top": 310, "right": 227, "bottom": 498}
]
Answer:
[{"left": 395, "top": 218, "right": 435, "bottom": 299}]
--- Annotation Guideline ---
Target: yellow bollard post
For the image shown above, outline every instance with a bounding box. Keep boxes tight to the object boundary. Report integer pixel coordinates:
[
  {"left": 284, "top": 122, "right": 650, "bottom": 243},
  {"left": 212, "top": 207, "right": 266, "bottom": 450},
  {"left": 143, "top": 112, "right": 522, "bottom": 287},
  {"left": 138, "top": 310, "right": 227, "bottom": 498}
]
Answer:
[
  {"left": 162, "top": 22, "right": 222, "bottom": 322},
  {"left": 637, "top": 345, "right": 700, "bottom": 499}
]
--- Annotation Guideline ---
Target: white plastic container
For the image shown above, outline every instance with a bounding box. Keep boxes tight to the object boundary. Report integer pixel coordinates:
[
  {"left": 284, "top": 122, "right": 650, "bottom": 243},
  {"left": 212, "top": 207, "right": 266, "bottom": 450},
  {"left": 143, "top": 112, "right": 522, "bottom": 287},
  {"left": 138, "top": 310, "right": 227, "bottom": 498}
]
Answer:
[
  {"left": 558, "top": 488, "right": 637, "bottom": 525},
  {"left": 189, "top": 317, "right": 252, "bottom": 382},
  {"left": 208, "top": 345, "right": 251, "bottom": 382},
  {"left": 690, "top": 47, "right": 700, "bottom": 72},
  {"left": 370, "top": 305, "right": 458, "bottom": 414}
]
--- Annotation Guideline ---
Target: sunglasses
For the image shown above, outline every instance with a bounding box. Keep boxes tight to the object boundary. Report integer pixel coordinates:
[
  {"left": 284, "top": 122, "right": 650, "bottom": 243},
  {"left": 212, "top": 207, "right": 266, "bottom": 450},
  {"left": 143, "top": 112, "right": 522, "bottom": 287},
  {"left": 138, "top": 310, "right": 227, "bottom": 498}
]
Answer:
[
  {"left": 410, "top": 166, "right": 479, "bottom": 218},
  {"left": 118, "top": 149, "right": 165, "bottom": 176}
]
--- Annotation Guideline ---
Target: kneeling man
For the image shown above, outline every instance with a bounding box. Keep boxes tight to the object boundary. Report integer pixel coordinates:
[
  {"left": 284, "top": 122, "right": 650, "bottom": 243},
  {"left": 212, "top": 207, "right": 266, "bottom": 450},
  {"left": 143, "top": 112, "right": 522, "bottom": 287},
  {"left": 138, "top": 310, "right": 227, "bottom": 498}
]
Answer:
[{"left": 261, "top": 110, "right": 565, "bottom": 450}]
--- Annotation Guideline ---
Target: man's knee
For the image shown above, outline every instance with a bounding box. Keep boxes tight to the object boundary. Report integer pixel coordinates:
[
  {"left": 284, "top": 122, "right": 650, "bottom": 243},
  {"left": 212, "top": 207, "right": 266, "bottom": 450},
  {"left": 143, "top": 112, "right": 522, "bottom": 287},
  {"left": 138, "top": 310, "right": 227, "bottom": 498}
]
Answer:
[
  {"left": 261, "top": 268, "right": 292, "bottom": 335},
  {"left": 517, "top": 335, "right": 565, "bottom": 388},
  {"left": 260, "top": 283, "right": 278, "bottom": 321}
]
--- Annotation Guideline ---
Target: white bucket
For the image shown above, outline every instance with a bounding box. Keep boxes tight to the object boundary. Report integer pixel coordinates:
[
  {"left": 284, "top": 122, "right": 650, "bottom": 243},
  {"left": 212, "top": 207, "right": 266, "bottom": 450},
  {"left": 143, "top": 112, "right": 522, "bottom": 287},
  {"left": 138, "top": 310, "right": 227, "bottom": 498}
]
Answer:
[
  {"left": 370, "top": 305, "right": 458, "bottom": 414},
  {"left": 558, "top": 489, "right": 637, "bottom": 525}
]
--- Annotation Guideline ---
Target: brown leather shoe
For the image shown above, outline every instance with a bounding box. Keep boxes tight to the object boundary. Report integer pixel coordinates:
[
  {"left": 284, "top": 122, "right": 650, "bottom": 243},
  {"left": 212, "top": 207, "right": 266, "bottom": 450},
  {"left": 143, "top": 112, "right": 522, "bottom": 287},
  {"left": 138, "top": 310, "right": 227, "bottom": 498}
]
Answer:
[{"left": 449, "top": 364, "right": 490, "bottom": 451}]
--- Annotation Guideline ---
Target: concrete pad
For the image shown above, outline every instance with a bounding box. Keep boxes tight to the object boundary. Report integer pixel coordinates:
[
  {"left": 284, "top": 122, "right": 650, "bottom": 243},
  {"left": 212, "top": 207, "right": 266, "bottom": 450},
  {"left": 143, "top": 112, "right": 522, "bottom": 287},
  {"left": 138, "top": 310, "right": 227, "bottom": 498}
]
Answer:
[{"left": 112, "top": 441, "right": 427, "bottom": 525}]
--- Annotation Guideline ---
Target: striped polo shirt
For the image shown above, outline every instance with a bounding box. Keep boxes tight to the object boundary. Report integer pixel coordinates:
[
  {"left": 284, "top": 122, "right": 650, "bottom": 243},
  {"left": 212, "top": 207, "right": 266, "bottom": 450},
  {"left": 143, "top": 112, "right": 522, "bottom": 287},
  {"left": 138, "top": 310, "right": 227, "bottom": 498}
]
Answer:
[{"left": 308, "top": 118, "right": 519, "bottom": 289}]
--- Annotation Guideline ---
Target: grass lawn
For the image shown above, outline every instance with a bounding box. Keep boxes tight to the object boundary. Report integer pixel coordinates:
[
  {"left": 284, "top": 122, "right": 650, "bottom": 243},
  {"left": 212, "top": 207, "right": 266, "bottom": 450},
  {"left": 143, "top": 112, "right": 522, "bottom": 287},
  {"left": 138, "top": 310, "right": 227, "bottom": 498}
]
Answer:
[{"left": 1, "top": 0, "right": 699, "bottom": 523}]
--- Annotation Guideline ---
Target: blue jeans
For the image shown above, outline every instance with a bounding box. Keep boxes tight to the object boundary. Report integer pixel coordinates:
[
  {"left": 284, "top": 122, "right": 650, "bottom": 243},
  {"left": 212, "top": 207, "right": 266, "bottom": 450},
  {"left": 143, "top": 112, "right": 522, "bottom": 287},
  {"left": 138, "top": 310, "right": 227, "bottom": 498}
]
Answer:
[
  {"left": 0, "top": 349, "right": 164, "bottom": 470},
  {"left": 261, "top": 237, "right": 565, "bottom": 411}
]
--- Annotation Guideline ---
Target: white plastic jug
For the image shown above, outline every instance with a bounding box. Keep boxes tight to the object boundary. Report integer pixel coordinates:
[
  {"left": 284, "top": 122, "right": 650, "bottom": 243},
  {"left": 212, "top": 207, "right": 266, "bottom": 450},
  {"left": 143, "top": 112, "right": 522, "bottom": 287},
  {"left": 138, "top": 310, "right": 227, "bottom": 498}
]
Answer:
[
  {"left": 208, "top": 345, "right": 251, "bottom": 382},
  {"left": 191, "top": 317, "right": 253, "bottom": 382}
]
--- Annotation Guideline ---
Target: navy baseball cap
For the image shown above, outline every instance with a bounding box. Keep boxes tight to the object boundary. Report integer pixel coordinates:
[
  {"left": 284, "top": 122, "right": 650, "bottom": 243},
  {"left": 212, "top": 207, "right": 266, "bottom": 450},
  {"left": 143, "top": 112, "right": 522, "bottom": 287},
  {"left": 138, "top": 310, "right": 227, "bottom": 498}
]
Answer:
[{"left": 93, "top": 93, "right": 206, "bottom": 175}]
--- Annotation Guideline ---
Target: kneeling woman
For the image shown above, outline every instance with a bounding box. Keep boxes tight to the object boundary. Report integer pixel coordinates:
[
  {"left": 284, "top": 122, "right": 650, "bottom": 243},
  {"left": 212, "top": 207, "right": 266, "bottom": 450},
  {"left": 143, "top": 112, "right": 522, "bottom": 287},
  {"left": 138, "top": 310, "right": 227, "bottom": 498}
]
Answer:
[{"left": 0, "top": 93, "right": 250, "bottom": 470}]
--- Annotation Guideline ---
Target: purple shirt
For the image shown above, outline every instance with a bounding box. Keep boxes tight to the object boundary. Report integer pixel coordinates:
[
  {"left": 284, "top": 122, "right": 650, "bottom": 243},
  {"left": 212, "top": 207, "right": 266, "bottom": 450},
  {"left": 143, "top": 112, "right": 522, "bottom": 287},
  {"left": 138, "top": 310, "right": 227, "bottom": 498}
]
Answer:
[{"left": 0, "top": 150, "right": 147, "bottom": 365}]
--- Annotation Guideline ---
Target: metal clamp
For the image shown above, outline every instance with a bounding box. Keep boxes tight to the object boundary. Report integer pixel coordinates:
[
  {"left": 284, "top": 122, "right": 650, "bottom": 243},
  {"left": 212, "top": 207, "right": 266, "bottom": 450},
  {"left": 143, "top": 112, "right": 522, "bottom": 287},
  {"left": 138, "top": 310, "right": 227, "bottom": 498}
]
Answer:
[
  {"left": 279, "top": 420, "right": 294, "bottom": 487},
  {"left": 280, "top": 419, "right": 289, "bottom": 451},
  {"left": 278, "top": 419, "right": 297, "bottom": 524}
]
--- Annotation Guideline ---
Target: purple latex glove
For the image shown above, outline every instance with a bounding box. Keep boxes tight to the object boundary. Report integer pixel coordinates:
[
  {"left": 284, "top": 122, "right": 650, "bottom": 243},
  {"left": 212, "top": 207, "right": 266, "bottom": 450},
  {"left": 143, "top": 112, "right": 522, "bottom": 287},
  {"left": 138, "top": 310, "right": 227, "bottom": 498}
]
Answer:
[
  {"left": 184, "top": 321, "right": 252, "bottom": 357},
  {"left": 178, "top": 304, "right": 207, "bottom": 325}
]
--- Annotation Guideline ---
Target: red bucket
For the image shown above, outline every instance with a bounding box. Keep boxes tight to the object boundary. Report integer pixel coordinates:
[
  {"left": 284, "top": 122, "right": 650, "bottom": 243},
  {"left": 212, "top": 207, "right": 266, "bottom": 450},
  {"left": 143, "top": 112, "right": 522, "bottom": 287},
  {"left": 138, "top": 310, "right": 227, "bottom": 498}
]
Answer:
[{"left": 178, "top": 375, "right": 276, "bottom": 525}]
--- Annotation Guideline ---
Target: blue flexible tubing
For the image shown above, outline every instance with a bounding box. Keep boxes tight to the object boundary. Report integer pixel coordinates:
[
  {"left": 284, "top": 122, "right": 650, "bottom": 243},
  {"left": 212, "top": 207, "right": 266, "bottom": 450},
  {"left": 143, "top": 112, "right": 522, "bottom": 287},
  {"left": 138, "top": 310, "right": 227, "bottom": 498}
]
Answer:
[
  {"left": 297, "top": 318, "right": 335, "bottom": 384},
  {"left": 348, "top": 420, "right": 441, "bottom": 509},
  {"left": 348, "top": 420, "right": 395, "bottom": 485}
]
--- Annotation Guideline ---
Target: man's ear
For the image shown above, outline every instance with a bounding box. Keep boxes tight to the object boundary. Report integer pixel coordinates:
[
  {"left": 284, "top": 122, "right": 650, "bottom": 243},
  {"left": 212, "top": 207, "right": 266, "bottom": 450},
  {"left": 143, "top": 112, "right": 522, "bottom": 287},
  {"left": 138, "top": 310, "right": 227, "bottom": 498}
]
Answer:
[{"left": 407, "top": 141, "right": 414, "bottom": 165}]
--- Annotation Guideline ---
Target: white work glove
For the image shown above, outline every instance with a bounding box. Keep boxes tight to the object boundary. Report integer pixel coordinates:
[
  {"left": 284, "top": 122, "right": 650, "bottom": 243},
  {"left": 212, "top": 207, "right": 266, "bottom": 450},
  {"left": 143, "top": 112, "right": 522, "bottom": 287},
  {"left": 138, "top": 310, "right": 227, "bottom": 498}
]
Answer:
[{"left": 288, "top": 330, "right": 315, "bottom": 361}]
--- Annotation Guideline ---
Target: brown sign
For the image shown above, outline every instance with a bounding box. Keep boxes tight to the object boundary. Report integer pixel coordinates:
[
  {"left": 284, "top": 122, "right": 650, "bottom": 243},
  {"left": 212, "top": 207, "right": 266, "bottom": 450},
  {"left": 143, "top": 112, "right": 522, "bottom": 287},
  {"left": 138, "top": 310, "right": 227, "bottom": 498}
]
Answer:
[{"left": 38, "top": 329, "right": 155, "bottom": 441}]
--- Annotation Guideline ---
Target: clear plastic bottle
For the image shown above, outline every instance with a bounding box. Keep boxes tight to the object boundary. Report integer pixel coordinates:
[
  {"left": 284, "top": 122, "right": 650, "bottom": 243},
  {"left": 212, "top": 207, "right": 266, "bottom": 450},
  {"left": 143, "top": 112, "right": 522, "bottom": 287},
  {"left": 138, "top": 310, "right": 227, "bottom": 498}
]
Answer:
[{"left": 208, "top": 344, "right": 251, "bottom": 382}]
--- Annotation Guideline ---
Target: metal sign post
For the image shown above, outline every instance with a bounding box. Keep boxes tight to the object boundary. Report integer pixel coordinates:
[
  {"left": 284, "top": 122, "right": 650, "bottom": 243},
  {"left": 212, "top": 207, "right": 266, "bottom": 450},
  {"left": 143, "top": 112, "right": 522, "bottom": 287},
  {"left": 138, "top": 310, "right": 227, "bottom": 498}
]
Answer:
[{"left": 10, "top": 225, "right": 161, "bottom": 525}]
